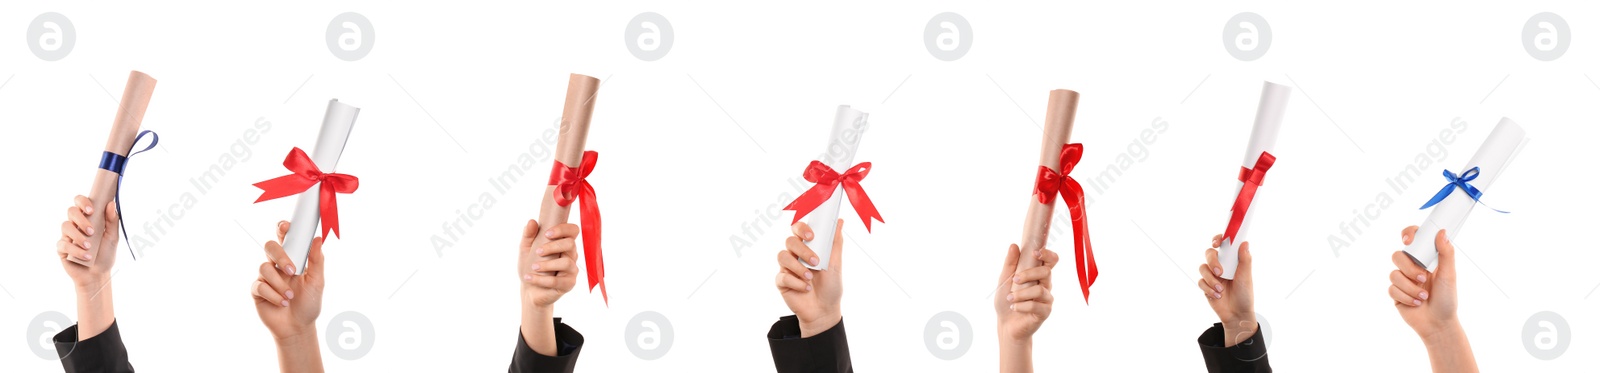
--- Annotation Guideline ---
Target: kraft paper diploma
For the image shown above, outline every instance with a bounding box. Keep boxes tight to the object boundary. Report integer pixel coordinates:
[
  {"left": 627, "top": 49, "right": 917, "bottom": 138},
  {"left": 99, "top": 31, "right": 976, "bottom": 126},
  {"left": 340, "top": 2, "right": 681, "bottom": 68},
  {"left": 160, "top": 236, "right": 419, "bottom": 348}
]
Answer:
[
  {"left": 1018, "top": 90, "right": 1078, "bottom": 282},
  {"left": 71, "top": 71, "right": 156, "bottom": 267}
]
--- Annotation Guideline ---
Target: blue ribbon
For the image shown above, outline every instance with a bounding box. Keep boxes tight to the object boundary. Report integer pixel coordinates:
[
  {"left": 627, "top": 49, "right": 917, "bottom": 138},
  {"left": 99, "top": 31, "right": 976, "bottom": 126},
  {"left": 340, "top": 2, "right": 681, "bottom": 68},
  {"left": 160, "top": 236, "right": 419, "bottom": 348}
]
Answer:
[
  {"left": 1418, "top": 167, "right": 1507, "bottom": 213},
  {"left": 97, "top": 130, "right": 159, "bottom": 259}
]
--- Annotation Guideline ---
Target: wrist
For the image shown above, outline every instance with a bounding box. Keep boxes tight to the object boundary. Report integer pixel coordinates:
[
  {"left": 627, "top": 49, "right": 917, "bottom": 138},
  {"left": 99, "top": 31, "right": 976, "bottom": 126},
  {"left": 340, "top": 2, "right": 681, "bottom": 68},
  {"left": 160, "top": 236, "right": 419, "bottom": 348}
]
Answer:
[
  {"left": 1420, "top": 320, "right": 1466, "bottom": 349},
  {"left": 272, "top": 323, "right": 318, "bottom": 345},
  {"left": 274, "top": 327, "right": 319, "bottom": 350},
  {"left": 797, "top": 310, "right": 841, "bottom": 338},
  {"left": 1220, "top": 313, "right": 1258, "bottom": 348},
  {"left": 72, "top": 274, "right": 111, "bottom": 295}
]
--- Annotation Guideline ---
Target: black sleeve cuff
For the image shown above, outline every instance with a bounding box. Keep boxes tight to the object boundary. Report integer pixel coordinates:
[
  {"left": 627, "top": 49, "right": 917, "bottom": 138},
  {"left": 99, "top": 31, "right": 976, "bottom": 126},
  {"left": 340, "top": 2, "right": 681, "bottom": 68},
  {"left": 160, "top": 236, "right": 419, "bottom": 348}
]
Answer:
[
  {"left": 1198, "top": 322, "right": 1271, "bottom": 373},
  {"left": 509, "top": 318, "right": 584, "bottom": 373},
  {"left": 53, "top": 320, "right": 135, "bottom": 373},
  {"left": 767, "top": 315, "right": 852, "bottom": 373}
]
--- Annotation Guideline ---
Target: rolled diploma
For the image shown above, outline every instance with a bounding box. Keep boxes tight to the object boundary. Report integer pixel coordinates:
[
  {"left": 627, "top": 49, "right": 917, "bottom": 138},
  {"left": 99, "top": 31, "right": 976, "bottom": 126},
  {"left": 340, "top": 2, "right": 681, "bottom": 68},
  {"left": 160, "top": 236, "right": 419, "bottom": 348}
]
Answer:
[
  {"left": 1403, "top": 118, "right": 1525, "bottom": 270},
  {"left": 536, "top": 74, "right": 598, "bottom": 267},
  {"left": 1218, "top": 82, "right": 1290, "bottom": 280},
  {"left": 802, "top": 106, "right": 869, "bottom": 271},
  {"left": 71, "top": 71, "right": 157, "bottom": 266},
  {"left": 1016, "top": 90, "right": 1078, "bottom": 282},
  {"left": 282, "top": 99, "right": 360, "bottom": 275}
]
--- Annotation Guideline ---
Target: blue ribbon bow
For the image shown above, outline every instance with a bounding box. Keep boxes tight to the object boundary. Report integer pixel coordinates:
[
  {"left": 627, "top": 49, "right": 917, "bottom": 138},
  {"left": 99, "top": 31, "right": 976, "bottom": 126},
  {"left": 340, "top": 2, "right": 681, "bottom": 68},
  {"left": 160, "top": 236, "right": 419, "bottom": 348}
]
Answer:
[
  {"left": 98, "top": 130, "right": 160, "bottom": 259},
  {"left": 1418, "top": 167, "right": 1507, "bottom": 213}
]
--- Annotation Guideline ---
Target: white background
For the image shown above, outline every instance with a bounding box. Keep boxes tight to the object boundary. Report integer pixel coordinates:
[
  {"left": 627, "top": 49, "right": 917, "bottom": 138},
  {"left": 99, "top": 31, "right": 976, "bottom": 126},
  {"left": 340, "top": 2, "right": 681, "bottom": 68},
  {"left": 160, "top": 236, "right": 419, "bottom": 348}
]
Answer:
[{"left": 1, "top": 1, "right": 1596, "bottom": 371}]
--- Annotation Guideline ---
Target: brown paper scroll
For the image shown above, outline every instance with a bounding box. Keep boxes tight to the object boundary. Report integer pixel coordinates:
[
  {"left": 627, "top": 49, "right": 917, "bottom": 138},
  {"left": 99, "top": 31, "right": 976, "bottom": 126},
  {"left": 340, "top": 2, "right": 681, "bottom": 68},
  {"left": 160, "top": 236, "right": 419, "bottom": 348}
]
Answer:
[{"left": 69, "top": 71, "right": 157, "bottom": 266}]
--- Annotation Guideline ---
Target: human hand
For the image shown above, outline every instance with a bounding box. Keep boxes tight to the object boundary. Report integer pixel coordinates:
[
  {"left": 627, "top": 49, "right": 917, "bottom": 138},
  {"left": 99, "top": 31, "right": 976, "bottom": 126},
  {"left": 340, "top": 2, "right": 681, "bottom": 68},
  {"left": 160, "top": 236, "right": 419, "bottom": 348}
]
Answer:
[
  {"left": 58, "top": 195, "right": 120, "bottom": 290},
  {"left": 1390, "top": 227, "right": 1461, "bottom": 341},
  {"left": 994, "top": 244, "right": 1058, "bottom": 343},
  {"left": 252, "top": 221, "right": 326, "bottom": 342},
  {"left": 1200, "top": 234, "right": 1256, "bottom": 347},
  {"left": 519, "top": 219, "right": 580, "bottom": 309},
  {"left": 1391, "top": 226, "right": 1476, "bottom": 372},
  {"left": 774, "top": 220, "right": 844, "bottom": 338}
]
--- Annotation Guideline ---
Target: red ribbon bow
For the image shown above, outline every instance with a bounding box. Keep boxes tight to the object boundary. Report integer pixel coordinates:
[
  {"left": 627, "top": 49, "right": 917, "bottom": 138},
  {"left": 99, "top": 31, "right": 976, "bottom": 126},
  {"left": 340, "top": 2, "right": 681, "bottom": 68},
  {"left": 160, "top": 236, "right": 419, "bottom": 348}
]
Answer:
[
  {"left": 1033, "top": 143, "right": 1096, "bottom": 303},
  {"left": 253, "top": 147, "right": 360, "bottom": 240},
  {"left": 1223, "top": 151, "right": 1276, "bottom": 244},
  {"left": 549, "top": 151, "right": 606, "bottom": 305},
  {"left": 783, "top": 161, "right": 885, "bottom": 231}
]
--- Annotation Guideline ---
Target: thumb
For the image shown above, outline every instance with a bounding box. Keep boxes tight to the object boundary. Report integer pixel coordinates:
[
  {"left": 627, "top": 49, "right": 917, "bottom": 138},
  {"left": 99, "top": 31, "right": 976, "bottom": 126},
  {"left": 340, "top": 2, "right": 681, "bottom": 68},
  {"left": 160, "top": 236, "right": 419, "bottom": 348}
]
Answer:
[
  {"left": 104, "top": 201, "right": 122, "bottom": 247},
  {"left": 305, "top": 237, "right": 327, "bottom": 278},
  {"left": 1433, "top": 229, "right": 1455, "bottom": 280},
  {"left": 829, "top": 219, "right": 845, "bottom": 268},
  {"left": 1235, "top": 242, "right": 1254, "bottom": 280},
  {"left": 999, "top": 244, "right": 1021, "bottom": 286}
]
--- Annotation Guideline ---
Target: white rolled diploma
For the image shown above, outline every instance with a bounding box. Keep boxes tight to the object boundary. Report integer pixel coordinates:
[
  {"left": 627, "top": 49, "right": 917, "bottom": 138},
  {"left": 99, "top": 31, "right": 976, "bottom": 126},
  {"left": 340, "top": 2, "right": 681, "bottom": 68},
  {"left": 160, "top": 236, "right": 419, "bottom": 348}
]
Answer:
[
  {"left": 1403, "top": 118, "right": 1526, "bottom": 270},
  {"left": 1218, "top": 82, "right": 1291, "bottom": 280},
  {"left": 802, "top": 106, "right": 869, "bottom": 271},
  {"left": 1017, "top": 90, "right": 1078, "bottom": 280},
  {"left": 282, "top": 99, "right": 360, "bottom": 275}
]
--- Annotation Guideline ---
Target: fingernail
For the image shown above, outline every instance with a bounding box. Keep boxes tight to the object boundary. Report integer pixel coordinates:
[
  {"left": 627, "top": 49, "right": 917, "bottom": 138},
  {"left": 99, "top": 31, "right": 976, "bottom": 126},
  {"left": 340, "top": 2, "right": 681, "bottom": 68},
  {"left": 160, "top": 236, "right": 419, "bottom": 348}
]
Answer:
[
  {"left": 1034, "top": 249, "right": 1043, "bottom": 258},
  {"left": 805, "top": 232, "right": 814, "bottom": 240},
  {"left": 1012, "top": 276, "right": 1021, "bottom": 283},
  {"left": 803, "top": 272, "right": 812, "bottom": 280},
  {"left": 805, "top": 285, "right": 813, "bottom": 292},
  {"left": 281, "top": 300, "right": 290, "bottom": 307},
  {"left": 1215, "top": 285, "right": 1223, "bottom": 293},
  {"left": 1212, "top": 267, "right": 1221, "bottom": 276},
  {"left": 546, "top": 230, "right": 556, "bottom": 238},
  {"left": 1412, "top": 299, "right": 1422, "bottom": 306},
  {"left": 810, "top": 257, "right": 820, "bottom": 266},
  {"left": 1417, "top": 274, "right": 1427, "bottom": 283},
  {"left": 87, "top": 227, "right": 94, "bottom": 236},
  {"left": 535, "top": 249, "right": 544, "bottom": 255},
  {"left": 523, "top": 274, "right": 533, "bottom": 281},
  {"left": 83, "top": 241, "right": 91, "bottom": 249},
  {"left": 1213, "top": 292, "right": 1222, "bottom": 299},
  {"left": 286, "top": 290, "right": 294, "bottom": 300},
  {"left": 1009, "top": 304, "right": 1016, "bottom": 311},
  {"left": 83, "top": 253, "right": 92, "bottom": 260},
  {"left": 1419, "top": 291, "right": 1429, "bottom": 300},
  {"left": 1006, "top": 293, "right": 1014, "bottom": 301},
  {"left": 282, "top": 265, "right": 294, "bottom": 276},
  {"left": 85, "top": 206, "right": 93, "bottom": 214},
  {"left": 531, "top": 263, "right": 541, "bottom": 271}
]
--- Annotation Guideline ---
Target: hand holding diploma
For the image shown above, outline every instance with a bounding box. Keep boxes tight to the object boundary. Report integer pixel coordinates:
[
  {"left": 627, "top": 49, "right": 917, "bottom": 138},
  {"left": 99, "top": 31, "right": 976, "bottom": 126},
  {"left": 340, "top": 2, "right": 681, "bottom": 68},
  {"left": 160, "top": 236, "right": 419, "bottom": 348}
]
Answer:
[
  {"left": 56, "top": 195, "right": 123, "bottom": 340},
  {"left": 251, "top": 221, "right": 327, "bottom": 373},
  {"left": 518, "top": 219, "right": 581, "bottom": 357},
  {"left": 1390, "top": 226, "right": 1477, "bottom": 373},
  {"left": 1199, "top": 234, "right": 1257, "bottom": 349},
  {"left": 774, "top": 220, "right": 845, "bottom": 338},
  {"left": 994, "top": 244, "right": 1058, "bottom": 373}
]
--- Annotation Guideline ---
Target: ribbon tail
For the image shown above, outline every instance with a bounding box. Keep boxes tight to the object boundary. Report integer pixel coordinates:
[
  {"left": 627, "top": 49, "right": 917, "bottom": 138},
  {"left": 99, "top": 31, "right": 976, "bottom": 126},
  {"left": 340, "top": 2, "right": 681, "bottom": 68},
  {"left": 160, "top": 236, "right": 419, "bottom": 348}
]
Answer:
[
  {"left": 841, "top": 182, "right": 884, "bottom": 232},
  {"left": 1222, "top": 185, "right": 1257, "bottom": 244},
  {"left": 577, "top": 183, "right": 606, "bottom": 306},
  {"left": 783, "top": 184, "right": 837, "bottom": 225},
  {"left": 253, "top": 175, "right": 315, "bottom": 203},
  {"left": 1065, "top": 179, "right": 1095, "bottom": 303},
  {"left": 1418, "top": 185, "right": 1454, "bottom": 210},
  {"left": 117, "top": 130, "right": 161, "bottom": 260},
  {"left": 319, "top": 182, "right": 340, "bottom": 239}
]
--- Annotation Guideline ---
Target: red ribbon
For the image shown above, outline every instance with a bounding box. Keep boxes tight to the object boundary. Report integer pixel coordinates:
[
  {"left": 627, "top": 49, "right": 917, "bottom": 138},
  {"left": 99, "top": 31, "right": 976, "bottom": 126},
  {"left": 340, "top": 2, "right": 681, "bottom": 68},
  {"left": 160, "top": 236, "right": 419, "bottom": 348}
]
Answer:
[
  {"left": 549, "top": 151, "right": 606, "bottom": 305},
  {"left": 252, "top": 147, "right": 359, "bottom": 240},
  {"left": 1034, "top": 143, "right": 1096, "bottom": 303},
  {"left": 783, "top": 161, "right": 884, "bottom": 231},
  {"left": 1223, "top": 151, "right": 1276, "bottom": 244}
]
